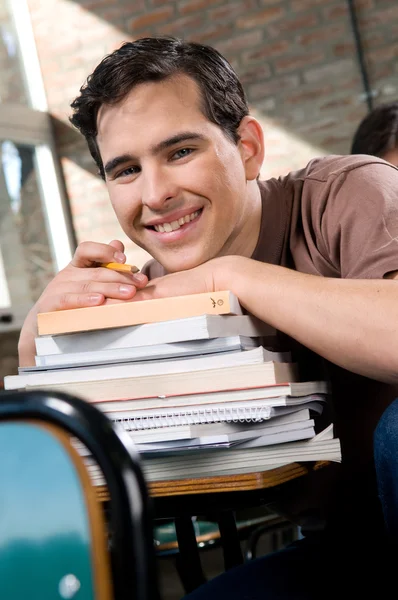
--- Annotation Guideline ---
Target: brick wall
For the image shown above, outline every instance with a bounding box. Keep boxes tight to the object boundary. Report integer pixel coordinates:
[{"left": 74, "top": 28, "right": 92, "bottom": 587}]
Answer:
[{"left": 26, "top": 0, "right": 398, "bottom": 264}]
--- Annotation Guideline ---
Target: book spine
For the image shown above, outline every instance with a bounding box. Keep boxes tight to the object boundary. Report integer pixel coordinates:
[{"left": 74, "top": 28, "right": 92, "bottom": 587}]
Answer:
[{"left": 20, "top": 361, "right": 296, "bottom": 398}]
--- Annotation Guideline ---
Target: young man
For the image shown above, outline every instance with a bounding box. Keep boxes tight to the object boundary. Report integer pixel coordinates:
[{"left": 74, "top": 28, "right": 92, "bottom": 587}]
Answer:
[{"left": 19, "top": 38, "right": 398, "bottom": 595}]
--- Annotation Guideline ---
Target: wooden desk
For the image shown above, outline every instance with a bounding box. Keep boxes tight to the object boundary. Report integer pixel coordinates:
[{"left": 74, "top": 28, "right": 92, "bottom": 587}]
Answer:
[
  {"left": 97, "top": 461, "right": 329, "bottom": 592},
  {"left": 96, "top": 460, "right": 329, "bottom": 502}
]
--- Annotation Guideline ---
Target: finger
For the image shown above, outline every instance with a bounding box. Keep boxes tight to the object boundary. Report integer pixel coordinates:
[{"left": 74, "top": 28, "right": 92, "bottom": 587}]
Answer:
[
  {"left": 107, "top": 239, "right": 126, "bottom": 264},
  {"left": 86, "top": 264, "right": 148, "bottom": 288},
  {"left": 108, "top": 239, "right": 125, "bottom": 253},
  {"left": 97, "top": 268, "right": 149, "bottom": 289},
  {"left": 57, "top": 286, "right": 138, "bottom": 309},
  {"left": 43, "top": 283, "right": 139, "bottom": 312},
  {"left": 78, "top": 280, "right": 139, "bottom": 300},
  {"left": 39, "top": 281, "right": 139, "bottom": 313},
  {"left": 79, "top": 266, "right": 147, "bottom": 287},
  {"left": 54, "top": 292, "right": 106, "bottom": 311},
  {"left": 39, "top": 292, "right": 106, "bottom": 312},
  {"left": 70, "top": 241, "right": 126, "bottom": 269},
  {"left": 46, "top": 270, "right": 146, "bottom": 302},
  {"left": 131, "top": 271, "right": 148, "bottom": 288}
]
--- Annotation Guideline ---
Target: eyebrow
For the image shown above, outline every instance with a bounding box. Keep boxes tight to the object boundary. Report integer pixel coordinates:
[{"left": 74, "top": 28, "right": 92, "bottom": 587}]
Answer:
[{"left": 103, "top": 132, "right": 206, "bottom": 176}]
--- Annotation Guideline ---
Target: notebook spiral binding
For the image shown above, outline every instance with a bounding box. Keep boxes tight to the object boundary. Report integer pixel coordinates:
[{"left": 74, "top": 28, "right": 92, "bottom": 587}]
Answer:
[{"left": 114, "top": 405, "right": 271, "bottom": 430}]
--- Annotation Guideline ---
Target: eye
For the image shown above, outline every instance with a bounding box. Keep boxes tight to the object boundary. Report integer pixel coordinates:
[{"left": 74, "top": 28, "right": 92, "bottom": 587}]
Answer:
[
  {"left": 171, "top": 148, "right": 194, "bottom": 160},
  {"left": 116, "top": 165, "right": 140, "bottom": 179}
]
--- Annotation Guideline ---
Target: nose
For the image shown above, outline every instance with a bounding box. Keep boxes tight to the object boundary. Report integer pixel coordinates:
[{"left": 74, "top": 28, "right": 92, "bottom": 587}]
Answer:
[{"left": 140, "top": 165, "right": 179, "bottom": 210}]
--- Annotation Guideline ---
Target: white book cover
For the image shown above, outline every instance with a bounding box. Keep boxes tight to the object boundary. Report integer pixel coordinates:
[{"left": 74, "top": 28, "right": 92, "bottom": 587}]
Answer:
[
  {"left": 143, "top": 425, "right": 336, "bottom": 470},
  {"left": 15, "top": 362, "right": 299, "bottom": 400},
  {"left": 136, "top": 424, "right": 316, "bottom": 453},
  {"left": 84, "top": 427, "right": 341, "bottom": 484},
  {"left": 35, "top": 314, "right": 276, "bottom": 356},
  {"left": 33, "top": 335, "right": 262, "bottom": 369},
  {"left": 112, "top": 401, "right": 325, "bottom": 432},
  {"left": 101, "top": 394, "right": 328, "bottom": 426},
  {"left": 139, "top": 427, "right": 341, "bottom": 481},
  {"left": 128, "top": 408, "right": 312, "bottom": 442},
  {"left": 97, "top": 382, "right": 329, "bottom": 413},
  {"left": 135, "top": 419, "right": 315, "bottom": 452},
  {"left": 5, "top": 346, "right": 292, "bottom": 390}
]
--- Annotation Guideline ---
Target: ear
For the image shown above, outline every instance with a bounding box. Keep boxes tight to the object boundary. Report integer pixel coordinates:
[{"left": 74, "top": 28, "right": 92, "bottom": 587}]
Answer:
[{"left": 237, "top": 116, "right": 265, "bottom": 180}]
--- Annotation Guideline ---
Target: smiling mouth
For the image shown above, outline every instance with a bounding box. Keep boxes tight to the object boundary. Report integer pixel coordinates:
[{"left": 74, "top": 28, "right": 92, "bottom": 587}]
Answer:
[{"left": 147, "top": 209, "right": 202, "bottom": 233}]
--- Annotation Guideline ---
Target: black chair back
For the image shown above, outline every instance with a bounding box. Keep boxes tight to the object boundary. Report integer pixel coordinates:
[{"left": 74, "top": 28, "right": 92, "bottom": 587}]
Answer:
[{"left": 0, "top": 389, "right": 160, "bottom": 600}]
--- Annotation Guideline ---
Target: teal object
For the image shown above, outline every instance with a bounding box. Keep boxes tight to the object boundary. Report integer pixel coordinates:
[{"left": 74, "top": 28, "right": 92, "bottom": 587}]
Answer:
[{"left": 0, "top": 422, "right": 95, "bottom": 599}]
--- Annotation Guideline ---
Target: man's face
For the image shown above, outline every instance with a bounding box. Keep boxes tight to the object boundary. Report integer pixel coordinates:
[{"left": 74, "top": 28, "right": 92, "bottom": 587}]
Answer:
[{"left": 96, "top": 75, "right": 257, "bottom": 272}]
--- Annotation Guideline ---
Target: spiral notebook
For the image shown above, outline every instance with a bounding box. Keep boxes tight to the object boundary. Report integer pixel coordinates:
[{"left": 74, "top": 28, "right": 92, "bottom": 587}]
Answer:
[
  {"left": 129, "top": 409, "right": 316, "bottom": 452},
  {"left": 108, "top": 397, "right": 326, "bottom": 431}
]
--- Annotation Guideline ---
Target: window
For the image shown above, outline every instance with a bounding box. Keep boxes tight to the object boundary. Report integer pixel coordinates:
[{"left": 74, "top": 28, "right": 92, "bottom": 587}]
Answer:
[{"left": 0, "top": 0, "right": 74, "bottom": 331}]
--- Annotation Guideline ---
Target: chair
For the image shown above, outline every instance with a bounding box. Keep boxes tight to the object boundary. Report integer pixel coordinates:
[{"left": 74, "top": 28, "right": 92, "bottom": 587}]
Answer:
[
  {"left": 155, "top": 512, "right": 296, "bottom": 593},
  {"left": 0, "top": 389, "right": 160, "bottom": 600}
]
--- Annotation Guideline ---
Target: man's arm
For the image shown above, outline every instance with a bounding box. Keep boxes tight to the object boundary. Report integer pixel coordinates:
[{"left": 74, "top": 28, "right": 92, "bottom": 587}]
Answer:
[
  {"left": 136, "top": 255, "right": 398, "bottom": 385},
  {"left": 223, "top": 257, "right": 398, "bottom": 384}
]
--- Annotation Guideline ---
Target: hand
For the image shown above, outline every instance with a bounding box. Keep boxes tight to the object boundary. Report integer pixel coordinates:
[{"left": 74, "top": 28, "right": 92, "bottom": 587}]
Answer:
[
  {"left": 18, "top": 239, "right": 148, "bottom": 366},
  {"left": 131, "top": 256, "right": 235, "bottom": 302}
]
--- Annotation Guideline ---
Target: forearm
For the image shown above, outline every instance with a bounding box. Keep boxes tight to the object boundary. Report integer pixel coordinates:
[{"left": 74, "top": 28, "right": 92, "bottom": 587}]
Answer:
[
  {"left": 216, "top": 256, "right": 398, "bottom": 384},
  {"left": 18, "top": 303, "right": 41, "bottom": 367}
]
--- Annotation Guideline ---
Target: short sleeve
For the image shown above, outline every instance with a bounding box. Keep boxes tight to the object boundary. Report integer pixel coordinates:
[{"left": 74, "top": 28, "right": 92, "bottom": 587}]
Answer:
[{"left": 318, "top": 161, "right": 398, "bottom": 279}]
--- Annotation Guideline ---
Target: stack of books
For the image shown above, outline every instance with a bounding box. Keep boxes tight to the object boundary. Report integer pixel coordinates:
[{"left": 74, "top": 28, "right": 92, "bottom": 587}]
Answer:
[{"left": 4, "top": 290, "right": 341, "bottom": 484}]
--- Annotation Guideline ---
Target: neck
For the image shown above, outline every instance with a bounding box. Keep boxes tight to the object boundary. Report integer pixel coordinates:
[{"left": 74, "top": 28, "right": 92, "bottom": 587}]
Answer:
[{"left": 219, "top": 179, "right": 262, "bottom": 259}]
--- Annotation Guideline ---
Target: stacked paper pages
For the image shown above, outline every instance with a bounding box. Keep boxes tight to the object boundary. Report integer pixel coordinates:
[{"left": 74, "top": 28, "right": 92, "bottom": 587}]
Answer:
[{"left": 5, "top": 291, "right": 341, "bottom": 481}]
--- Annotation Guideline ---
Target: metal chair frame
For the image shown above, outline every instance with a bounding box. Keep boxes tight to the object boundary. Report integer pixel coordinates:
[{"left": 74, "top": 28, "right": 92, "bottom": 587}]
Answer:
[{"left": 0, "top": 389, "right": 160, "bottom": 600}]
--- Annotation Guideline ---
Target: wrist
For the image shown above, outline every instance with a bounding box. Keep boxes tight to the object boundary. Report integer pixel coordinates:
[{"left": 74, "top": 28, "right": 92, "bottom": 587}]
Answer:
[{"left": 213, "top": 255, "right": 249, "bottom": 295}]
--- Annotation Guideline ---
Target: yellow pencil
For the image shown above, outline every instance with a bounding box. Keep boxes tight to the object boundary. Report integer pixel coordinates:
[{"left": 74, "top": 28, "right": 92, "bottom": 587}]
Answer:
[{"left": 100, "top": 262, "right": 140, "bottom": 274}]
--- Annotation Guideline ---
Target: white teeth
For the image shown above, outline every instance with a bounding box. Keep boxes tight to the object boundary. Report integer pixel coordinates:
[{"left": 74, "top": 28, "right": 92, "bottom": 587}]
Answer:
[{"left": 153, "top": 210, "right": 200, "bottom": 233}]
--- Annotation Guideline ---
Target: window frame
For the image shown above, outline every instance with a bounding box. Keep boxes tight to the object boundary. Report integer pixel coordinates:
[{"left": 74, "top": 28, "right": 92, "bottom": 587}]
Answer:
[{"left": 0, "top": 0, "right": 76, "bottom": 332}]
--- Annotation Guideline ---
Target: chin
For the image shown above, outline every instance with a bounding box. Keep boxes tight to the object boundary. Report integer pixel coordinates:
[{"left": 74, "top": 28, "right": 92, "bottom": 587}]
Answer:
[{"left": 161, "top": 252, "right": 210, "bottom": 273}]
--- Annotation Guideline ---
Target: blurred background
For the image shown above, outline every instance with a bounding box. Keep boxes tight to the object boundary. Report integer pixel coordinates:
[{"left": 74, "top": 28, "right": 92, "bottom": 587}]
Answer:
[{"left": 1, "top": 0, "right": 397, "bottom": 379}]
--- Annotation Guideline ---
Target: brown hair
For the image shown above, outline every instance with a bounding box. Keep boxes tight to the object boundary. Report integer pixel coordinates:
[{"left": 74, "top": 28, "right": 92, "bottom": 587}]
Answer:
[
  {"left": 351, "top": 101, "right": 398, "bottom": 157},
  {"left": 70, "top": 37, "right": 249, "bottom": 178}
]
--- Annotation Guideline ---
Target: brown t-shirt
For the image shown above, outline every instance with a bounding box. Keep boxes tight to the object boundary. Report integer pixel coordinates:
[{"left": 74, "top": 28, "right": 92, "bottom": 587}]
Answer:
[{"left": 143, "top": 154, "right": 398, "bottom": 534}]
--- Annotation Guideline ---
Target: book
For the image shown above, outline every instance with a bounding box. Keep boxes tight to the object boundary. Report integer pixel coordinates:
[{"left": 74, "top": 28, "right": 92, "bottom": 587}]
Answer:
[
  {"left": 35, "top": 314, "right": 276, "bottom": 357},
  {"left": 139, "top": 425, "right": 339, "bottom": 480},
  {"left": 96, "top": 381, "right": 330, "bottom": 413},
  {"left": 4, "top": 347, "right": 295, "bottom": 390},
  {"left": 32, "top": 335, "right": 262, "bottom": 369},
  {"left": 137, "top": 425, "right": 316, "bottom": 454},
  {"left": 73, "top": 409, "right": 316, "bottom": 455},
  {"left": 36, "top": 290, "right": 244, "bottom": 336},
  {"left": 232, "top": 425, "right": 315, "bottom": 450},
  {"left": 127, "top": 408, "right": 314, "bottom": 444},
  {"left": 107, "top": 398, "right": 326, "bottom": 429},
  {"left": 72, "top": 407, "right": 321, "bottom": 459},
  {"left": 84, "top": 425, "right": 341, "bottom": 484},
  {"left": 15, "top": 361, "right": 298, "bottom": 400}
]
